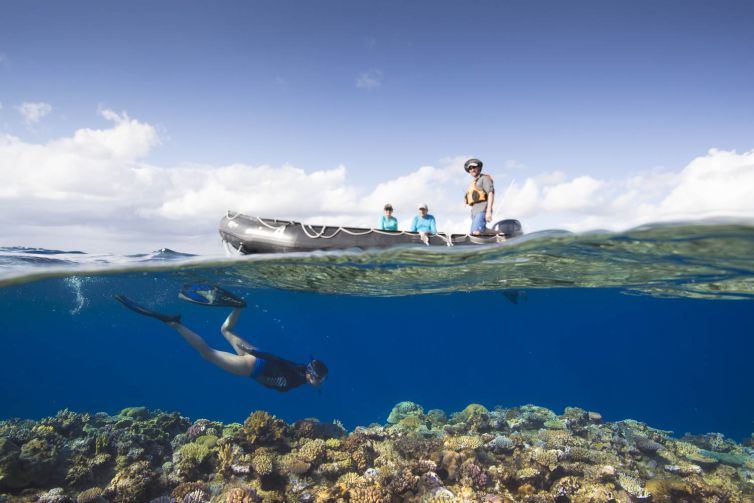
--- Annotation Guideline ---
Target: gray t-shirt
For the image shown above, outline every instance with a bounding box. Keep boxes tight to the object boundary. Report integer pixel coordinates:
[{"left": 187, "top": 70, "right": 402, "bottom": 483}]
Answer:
[{"left": 470, "top": 175, "right": 495, "bottom": 216}]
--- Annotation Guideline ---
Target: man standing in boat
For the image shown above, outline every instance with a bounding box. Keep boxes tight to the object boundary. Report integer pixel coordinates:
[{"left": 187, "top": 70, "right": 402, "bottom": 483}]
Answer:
[{"left": 464, "top": 158, "right": 495, "bottom": 235}]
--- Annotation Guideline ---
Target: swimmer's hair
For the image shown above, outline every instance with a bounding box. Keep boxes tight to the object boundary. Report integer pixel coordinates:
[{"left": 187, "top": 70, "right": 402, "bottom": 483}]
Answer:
[{"left": 310, "top": 359, "right": 328, "bottom": 378}]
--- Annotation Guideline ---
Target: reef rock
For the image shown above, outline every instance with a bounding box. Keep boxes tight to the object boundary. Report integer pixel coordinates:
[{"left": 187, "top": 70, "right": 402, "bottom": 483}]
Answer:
[{"left": 0, "top": 403, "right": 751, "bottom": 502}]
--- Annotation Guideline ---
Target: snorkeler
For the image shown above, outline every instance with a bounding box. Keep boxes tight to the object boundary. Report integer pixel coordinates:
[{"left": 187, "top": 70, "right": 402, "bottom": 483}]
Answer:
[{"left": 114, "top": 285, "right": 328, "bottom": 392}]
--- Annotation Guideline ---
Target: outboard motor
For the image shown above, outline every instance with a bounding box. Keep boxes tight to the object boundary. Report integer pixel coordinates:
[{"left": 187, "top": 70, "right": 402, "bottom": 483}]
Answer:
[{"left": 492, "top": 219, "right": 523, "bottom": 237}]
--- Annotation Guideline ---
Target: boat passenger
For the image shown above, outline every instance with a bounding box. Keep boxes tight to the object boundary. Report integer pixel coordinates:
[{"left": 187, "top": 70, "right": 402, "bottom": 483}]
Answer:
[
  {"left": 114, "top": 286, "right": 328, "bottom": 392},
  {"left": 410, "top": 203, "right": 437, "bottom": 234},
  {"left": 464, "top": 158, "right": 495, "bottom": 235},
  {"left": 378, "top": 203, "right": 399, "bottom": 231}
]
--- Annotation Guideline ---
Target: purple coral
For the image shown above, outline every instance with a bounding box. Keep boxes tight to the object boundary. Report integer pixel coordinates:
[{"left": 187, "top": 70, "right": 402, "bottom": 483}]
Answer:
[{"left": 460, "top": 461, "right": 489, "bottom": 489}]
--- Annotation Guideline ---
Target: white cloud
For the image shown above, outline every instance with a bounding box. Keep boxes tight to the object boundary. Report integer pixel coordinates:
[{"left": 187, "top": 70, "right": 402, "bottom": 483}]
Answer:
[
  {"left": 356, "top": 70, "right": 383, "bottom": 90},
  {"left": 503, "top": 159, "right": 526, "bottom": 170},
  {"left": 1, "top": 110, "right": 753, "bottom": 254},
  {"left": 16, "top": 101, "right": 52, "bottom": 126},
  {"left": 659, "top": 149, "right": 754, "bottom": 218}
]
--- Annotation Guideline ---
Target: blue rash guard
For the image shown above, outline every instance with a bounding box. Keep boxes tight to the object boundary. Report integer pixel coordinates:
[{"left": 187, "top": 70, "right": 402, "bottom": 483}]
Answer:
[
  {"left": 378, "top": 215, "right": 398, "bottom": 231},
  {"left": 410, "top": 214, "right": 437, "bottom": 234},
  {"left": 249, "top": 350, "right": 308, "bottom": 392}
]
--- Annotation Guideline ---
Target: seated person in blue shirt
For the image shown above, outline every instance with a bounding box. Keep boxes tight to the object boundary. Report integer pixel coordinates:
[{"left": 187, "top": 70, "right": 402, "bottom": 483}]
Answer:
[
  {"left": 378, "top": 203, "right": 399, "bottom": 231},
  {"left": 114, "top": 285, "right": 328, "bottom": 393},
  {"left": 410, "top": 203, "right": 437, "bottom": 234}
]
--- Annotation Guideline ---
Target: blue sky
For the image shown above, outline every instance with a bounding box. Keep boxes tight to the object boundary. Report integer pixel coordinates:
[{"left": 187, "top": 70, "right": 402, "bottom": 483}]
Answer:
[{"left": 1, "top": 1, "right": 753, "bottom": 253}]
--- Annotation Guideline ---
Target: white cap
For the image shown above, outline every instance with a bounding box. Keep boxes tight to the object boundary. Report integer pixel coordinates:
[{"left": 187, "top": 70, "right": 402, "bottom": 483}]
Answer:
[{"left": 418, "top": 203, "right": 428, "bottom": 210}]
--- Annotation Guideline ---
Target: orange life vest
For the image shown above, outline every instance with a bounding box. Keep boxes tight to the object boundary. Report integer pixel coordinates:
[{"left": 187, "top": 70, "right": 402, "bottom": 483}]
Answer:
[{"left": 465, "top": 174, "right": 493, "bottom": 206}]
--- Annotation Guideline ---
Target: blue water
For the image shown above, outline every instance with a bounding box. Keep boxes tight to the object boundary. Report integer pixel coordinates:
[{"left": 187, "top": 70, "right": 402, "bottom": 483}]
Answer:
[{"left": 1, "top": 224, "right": 753, "bottom": 440}]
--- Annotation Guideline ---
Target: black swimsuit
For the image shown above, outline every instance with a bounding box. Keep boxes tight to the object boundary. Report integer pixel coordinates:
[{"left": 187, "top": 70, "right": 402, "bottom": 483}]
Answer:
[{"left": 249, "top": 350, "right": 308, "bottom": 392}]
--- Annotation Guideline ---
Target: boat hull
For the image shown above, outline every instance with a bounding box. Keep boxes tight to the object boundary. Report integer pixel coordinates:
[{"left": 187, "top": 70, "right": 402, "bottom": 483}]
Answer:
[{"left": 218, "top": 213, "right": 522, "bottom": 254}]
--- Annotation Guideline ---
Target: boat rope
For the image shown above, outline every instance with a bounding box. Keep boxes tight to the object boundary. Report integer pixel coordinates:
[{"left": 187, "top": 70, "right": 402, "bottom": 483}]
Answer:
[
  {"left": 243, "top": 214, "right": 459, "bottom": 244},
  {"left": 222, "top": 240, "right": 244, "bottom": 257},
  {"left": 253, "top": 216, "right": 288, "bottom": 230}
]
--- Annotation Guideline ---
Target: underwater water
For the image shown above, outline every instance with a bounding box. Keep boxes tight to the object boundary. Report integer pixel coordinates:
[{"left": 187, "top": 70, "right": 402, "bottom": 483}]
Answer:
[{"left": 1, "top": 223, "right": 753, "bottom": 441}]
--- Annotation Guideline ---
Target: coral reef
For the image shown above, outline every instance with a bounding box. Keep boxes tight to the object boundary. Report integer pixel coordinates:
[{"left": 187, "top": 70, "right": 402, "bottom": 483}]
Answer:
[{"left": 0, "top": 403, "right": 752, "bottom": 502}]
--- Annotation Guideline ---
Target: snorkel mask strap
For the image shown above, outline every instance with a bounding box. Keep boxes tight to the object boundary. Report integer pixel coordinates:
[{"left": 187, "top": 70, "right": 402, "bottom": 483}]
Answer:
[{"left": 306, "top": 361, "right": 320, "bottom": 381}]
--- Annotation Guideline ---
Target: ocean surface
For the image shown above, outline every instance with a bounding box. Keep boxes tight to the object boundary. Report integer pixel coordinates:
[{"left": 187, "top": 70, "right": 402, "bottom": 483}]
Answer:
[{"left": 1, "top": 222, "right": 753, "bottom": 441}]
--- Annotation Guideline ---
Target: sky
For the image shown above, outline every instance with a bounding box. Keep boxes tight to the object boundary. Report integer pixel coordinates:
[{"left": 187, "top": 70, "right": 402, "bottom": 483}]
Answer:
[{"left": 1, "top": 0, "right": 753, "bottom": 254}]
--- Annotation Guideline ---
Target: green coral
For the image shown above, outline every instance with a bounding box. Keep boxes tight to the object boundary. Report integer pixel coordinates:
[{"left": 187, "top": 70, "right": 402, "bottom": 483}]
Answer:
[
  {"left": 222, "top": 423, "right": 244, "bottom": 438},
  {"left": 396, "top": 415, "right": 424, "bottom": 431},
  {"left": 179, "top": 442, "right": 211, "bottom": 468},
  {"left": 543, "top": 419, "right": 567, "bottom": 430},
  {"left": 453, "top": 403, "right": 488, "bottom": 422},
  {"left": 95, "top": 434, "right": 109, "bottom": 455},
  {"left": 195, "top": 434, "right": 219, "bottom": 449},
  {"left": 387, "top": 401, "right": 424, "bottom": 424},
  {"left": 118, "top": 407, "right": 149, "bottom": 419}
]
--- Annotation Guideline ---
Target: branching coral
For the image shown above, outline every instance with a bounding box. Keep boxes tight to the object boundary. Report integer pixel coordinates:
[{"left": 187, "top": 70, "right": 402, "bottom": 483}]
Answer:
[
  {"left": 242, "top": 411, "right": 288, "bottom": 447},
  {"left": 250, "top": 449, "right": 275, "bottom": 477}
]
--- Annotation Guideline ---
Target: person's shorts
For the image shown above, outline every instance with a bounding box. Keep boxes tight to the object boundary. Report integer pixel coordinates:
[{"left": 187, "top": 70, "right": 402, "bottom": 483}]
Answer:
[{"left": 470, "top": 212, "right": 487, "bottom": 234}]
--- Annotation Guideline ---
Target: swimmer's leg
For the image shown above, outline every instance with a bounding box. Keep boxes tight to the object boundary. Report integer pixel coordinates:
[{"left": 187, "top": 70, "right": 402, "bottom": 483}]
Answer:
[
  {"left": 167, "top": 320, "right": 255, "bottom": 376},
  {"left": 114, "top": 295, "right": 181, "bottom": 323},
  {"left": 220, "top": 308, "right": 257, "bottom": 356}
]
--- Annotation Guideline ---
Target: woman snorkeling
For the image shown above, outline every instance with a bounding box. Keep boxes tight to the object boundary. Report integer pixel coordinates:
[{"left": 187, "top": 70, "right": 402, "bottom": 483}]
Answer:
[{"left": 114, "top": 285, "right": 328, "bottom": 392}]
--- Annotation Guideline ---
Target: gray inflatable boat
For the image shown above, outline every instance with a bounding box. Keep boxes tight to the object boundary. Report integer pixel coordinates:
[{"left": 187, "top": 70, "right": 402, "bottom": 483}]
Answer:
[{"left": 219, "top": 212, "right": 523, "bottom": 254}]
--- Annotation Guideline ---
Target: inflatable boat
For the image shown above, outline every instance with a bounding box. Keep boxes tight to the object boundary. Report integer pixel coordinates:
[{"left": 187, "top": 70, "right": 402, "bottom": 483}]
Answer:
[{"left": 219, "top": 212, "right": 523, "bottom": 255}]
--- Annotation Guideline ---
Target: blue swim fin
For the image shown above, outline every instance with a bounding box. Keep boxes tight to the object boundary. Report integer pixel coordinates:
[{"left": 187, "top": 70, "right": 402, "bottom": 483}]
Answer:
[
  {"left": 114, "top": 295, "right": 181, "bottom": 323},
  {"left": 178, "top": 284, "right": 247, "bottom": 308}
]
